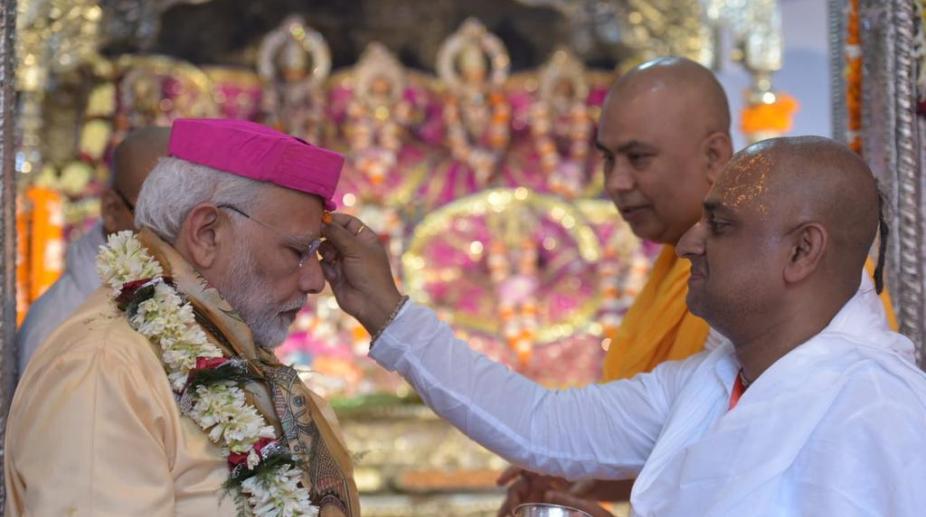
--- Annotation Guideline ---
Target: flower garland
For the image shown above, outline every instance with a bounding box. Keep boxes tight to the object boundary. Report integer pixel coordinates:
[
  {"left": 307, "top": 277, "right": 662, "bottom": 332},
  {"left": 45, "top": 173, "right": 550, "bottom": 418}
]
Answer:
[
  {"left": 845, "top": 0, "right": 862, "bottom": 153},
  {"left": 345, "top": 89, "right": 408, "bottom": 190},
  {"left": 97, "top": 231, "right": 318, "bottom": 517},
  {"left": 443, "top": 90, "right": 511, "bottom": 185},
  {"left": 528, "top": 98, "right": 591, "bottom": 198}
]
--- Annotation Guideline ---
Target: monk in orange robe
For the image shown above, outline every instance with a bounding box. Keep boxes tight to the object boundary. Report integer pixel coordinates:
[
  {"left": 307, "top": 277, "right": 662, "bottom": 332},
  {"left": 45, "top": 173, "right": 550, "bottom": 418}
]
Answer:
[{"left": 497, "top": 57, "right": 896, "bottom": 517}]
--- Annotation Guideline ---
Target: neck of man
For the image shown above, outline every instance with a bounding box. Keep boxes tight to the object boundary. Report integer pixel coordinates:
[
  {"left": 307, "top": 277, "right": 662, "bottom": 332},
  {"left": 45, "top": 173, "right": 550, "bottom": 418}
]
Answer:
[{"left": 725, "top": 294, "right": 847, "bottom": 384}]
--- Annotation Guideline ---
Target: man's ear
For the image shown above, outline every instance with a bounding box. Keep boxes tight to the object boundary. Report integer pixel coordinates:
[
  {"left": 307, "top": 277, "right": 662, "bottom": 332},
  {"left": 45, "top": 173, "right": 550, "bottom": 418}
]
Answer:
[
  {"left": 783, "top": 222, "right": 828, "bottom": 286},
  {"left": 178, "top": 204, "right": 223, "bottom": 269},
  {"left": 703, "top": 131, "right": 734, "bottom": 185},
  {"left": 99, "top": 189, "right": 122, "bottom": 234}
]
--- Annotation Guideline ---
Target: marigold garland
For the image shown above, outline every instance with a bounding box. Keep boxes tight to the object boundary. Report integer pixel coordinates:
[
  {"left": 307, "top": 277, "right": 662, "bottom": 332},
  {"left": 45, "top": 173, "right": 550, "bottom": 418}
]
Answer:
[{"left": 846, "top": 0, "right": 862, "bottom": 153}]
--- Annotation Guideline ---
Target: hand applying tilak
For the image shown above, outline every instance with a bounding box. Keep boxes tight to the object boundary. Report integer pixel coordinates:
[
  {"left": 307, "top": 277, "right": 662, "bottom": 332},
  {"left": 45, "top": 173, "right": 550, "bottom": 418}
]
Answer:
[{"left": 320, "top": 212, "right": 404, "bottom": 337}]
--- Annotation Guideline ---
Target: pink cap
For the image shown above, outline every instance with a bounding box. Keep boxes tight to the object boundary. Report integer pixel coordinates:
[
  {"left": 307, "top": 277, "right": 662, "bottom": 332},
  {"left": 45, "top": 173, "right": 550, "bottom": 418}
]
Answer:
[{"left": 168, "top": 118, "right": 343, "bottom": 210}]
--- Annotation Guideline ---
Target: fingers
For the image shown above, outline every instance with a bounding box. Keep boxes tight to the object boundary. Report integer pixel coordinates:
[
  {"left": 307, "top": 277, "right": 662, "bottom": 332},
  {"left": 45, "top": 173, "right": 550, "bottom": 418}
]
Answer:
[
  {"left": 327, "top": 212, "right": 364, "bottom": 233},
  {"left": 318, "top": 240, "right": 340, "bottom": 263},
  {"left": 568, "top": 479, "right": 597, "bottom": 497},
  {"left": 322, "top": 213, "right": 379, "bottom": 251},
  {"left": 497, "top": 465, "right": 524, "bottom": 486},
  {"left": 322, "top": 215, "right": 360, "bottom": 249},
  {"left": 497, "top": 476, "right": 529, "bottom": 517},
  {"left": 543, "top": 491, "right": 614, "bottom": 517}
]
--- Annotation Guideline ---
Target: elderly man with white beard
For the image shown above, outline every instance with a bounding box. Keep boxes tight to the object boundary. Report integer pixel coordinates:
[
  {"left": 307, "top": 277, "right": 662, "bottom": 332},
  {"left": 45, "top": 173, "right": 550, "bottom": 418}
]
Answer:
[{"left": 5, "top": 119, "right": 360, "bottom": 517}]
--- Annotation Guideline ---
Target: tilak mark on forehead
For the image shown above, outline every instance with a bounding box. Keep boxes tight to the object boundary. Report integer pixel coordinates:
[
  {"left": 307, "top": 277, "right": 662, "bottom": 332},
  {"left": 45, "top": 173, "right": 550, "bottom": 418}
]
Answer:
[{"left": 719, "top": 152, "right": 773, "bottom": 216}]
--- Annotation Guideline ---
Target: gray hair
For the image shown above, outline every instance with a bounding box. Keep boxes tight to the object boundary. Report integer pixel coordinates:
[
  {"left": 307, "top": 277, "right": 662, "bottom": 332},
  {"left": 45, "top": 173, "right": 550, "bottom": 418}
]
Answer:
[{"left": 134, "top": 157, "right": 268, "bottom": 243}]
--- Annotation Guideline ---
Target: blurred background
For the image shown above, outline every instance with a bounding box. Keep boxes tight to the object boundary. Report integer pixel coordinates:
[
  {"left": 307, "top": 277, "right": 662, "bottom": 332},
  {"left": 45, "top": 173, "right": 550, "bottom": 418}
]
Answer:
[{"left": 13, "top": 0, "right": 824, "bottom": 514}]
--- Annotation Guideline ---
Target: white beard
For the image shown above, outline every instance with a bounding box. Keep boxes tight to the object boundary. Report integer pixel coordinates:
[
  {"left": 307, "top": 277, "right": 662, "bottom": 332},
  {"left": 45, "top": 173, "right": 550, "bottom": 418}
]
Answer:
[{"left": 218, "top": 245, "right": 304, "bottom": 349}]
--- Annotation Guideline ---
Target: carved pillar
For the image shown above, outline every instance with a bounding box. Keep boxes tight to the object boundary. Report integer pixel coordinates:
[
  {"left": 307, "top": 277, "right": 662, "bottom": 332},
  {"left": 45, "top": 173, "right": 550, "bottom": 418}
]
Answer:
[
  {"left": 0, "top": 0, "right": 16, "bottom": 510},
  {"left": 832, "top": 0, "right": 925, "bottom": 367}
]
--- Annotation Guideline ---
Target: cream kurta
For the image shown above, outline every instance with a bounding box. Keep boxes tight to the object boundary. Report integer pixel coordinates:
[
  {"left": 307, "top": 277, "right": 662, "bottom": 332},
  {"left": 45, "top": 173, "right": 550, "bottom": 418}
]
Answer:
[{"left": 8, "top": 286, "right": 308, "bottom": 516}]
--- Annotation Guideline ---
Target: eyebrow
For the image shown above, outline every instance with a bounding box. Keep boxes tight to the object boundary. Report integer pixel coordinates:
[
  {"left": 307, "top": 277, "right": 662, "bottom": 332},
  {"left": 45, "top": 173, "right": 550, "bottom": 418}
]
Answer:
[
  {"left": 279, "top": 230, "right": 321, "bottom": 250},
  {"left": 616, "top": 140, "right": 657, "bottom": 154},
  {"left": 594, "top": 141, "right": 612, "bottom": 155}
]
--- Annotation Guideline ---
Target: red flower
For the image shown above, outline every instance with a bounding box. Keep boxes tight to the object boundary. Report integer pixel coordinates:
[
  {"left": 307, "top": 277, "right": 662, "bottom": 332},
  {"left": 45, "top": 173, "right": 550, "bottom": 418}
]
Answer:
[
  {"left": 227, "top": 438, "right": 276, "bottom": 469},
  {"left": 116, "top": 278, "right": 154, "bottom": 306},
  {"left": 195, "top": 356, "right": 229, "bottom": 370}
]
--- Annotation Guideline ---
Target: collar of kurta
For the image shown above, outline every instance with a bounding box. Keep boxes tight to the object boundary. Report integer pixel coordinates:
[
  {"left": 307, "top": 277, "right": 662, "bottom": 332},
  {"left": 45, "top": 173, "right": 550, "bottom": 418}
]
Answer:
[{"left": 135, "top": 228, "right": 361, "bottom": 517}]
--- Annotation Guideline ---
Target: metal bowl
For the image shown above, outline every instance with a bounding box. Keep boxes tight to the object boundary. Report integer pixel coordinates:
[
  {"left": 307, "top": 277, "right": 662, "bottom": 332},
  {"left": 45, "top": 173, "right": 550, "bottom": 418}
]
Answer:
[{"left": 514, "top": 503, "right": 593, "bottom": 517}]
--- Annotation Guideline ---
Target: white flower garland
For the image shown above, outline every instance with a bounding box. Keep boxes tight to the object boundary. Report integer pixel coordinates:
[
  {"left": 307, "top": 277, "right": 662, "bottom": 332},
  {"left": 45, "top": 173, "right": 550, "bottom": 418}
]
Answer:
[{"left": 97, "top": 231, "right": 318, "bottom": 517}]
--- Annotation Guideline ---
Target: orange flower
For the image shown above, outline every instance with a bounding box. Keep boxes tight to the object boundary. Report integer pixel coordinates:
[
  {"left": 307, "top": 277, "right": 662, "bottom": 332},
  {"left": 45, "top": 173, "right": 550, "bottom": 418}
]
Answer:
[{"left": 740, "top": 94, "right": 800, "bottom": 134}]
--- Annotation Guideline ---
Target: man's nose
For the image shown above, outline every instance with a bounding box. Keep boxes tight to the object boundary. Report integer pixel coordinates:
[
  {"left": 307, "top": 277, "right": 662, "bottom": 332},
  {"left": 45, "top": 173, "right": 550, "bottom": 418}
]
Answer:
[
  {"left": 605, "top": 162, "right": 636, "bottom": 194},
  {"left": 676, "top": 220, "right": 706, "bottom": 259},
  {"left": 298, "top": 258, "right": 326, "bottom": 295}
]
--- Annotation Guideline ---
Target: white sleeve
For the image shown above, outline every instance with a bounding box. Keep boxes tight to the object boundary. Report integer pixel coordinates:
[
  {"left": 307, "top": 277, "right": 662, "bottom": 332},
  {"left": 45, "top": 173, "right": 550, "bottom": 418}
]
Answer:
[{"left": 370, "top": 301, "right": 689, "bottom": 481}]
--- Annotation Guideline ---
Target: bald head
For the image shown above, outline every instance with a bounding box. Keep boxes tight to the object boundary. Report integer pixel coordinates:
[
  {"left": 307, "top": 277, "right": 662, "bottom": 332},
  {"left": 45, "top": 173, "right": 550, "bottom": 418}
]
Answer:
[
  {"left": 610, "top": 57, "right": 731, "bottom": 136},
  {"left": 723, "top": 136, "right": 880, "bottom": 287},
  {"left": 112, "top": 126, "right": 170, "bottom": 201},
  {"left": 597, "top": 56, "right": 734, "bottom": 244},
  {"left": 678, "top": 135, "right": 882, "bottom": 345},
  {"left": 102, "top": 126, "right": 170, "bottom": 234}
]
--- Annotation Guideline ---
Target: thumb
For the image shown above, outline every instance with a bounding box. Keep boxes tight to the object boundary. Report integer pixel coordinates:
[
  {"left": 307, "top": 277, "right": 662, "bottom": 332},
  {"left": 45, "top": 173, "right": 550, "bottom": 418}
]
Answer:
[{"left": 320, "top": 258, "right": 340, "bottom": 285}]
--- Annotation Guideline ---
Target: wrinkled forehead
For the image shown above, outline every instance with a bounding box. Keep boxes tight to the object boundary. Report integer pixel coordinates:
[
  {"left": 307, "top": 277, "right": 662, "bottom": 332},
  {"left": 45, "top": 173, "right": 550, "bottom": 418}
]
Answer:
[{"left": 711, "top": 149, "right": 778, "bottom": 215}]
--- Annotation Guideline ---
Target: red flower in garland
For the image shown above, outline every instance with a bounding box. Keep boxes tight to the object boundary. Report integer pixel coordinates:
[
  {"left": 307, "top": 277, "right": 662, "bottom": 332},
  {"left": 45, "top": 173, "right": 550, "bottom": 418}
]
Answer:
[
  {"left": 115, "top": 278, "right": 154, "bottom": 306},
  {"left": 195, "top": 356, "right": 229, "bottom": 370},
  {"left": 227, "top": 437, "right": 276, "bottom": 469}
]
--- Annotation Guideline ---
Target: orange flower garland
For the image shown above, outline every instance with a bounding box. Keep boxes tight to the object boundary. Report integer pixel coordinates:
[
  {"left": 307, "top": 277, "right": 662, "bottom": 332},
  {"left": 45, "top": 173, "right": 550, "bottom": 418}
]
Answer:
[{"left": 846, "top": 0, "right": 862, "bottom": 153}]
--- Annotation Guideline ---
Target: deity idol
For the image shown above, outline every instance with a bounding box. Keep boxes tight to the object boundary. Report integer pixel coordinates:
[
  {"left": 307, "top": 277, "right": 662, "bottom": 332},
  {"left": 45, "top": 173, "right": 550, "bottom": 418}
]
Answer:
[
  {"left": 258, "top": 15, "right": 331, "bottom": 145},
  {"left": 503, "top": 49, "right": 600, "bottom": 199},
  {"left": 420, "top": 18, "right": 512, "bottom": 208},
  {"left": 327, "top": 42, "right": 433, "bottom": 209},
  {"left": 115, "top": 55, "right": 217, "bottom": 137}
]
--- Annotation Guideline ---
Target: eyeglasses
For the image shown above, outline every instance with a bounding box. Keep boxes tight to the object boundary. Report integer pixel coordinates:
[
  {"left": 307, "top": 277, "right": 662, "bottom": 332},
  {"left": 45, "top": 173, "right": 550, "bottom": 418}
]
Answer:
[
  {"left": 113, "top": 187, "right": 135, "bottom": 213},
  {"left": 217, "top": 204, "right": 322, "bottom": 271}
]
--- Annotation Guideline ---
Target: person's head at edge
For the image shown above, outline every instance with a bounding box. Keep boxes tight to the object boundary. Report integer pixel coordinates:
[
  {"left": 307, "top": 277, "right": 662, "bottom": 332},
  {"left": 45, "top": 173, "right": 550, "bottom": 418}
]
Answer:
[
  {"left": 133, "top": 121, "right": 331, "bottom": 349},
  {"left": 677, "top": 136, "right": 882, "bottom": 368},
  {"left": 597, "top": 56, "right": 734, "bottom": 244},
  {"left": 100, "top": 126, "right": 171, "bottom": 235}
]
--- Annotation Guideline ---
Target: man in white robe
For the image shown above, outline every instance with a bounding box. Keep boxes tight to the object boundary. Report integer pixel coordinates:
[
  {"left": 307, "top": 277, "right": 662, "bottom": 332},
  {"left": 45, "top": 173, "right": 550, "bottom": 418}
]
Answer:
[
  {"left": 319, "top": 136, "right": 926, "bottom": 516},
  {"left": 16, "top": 127, "right": 169, "bottom": 372}
]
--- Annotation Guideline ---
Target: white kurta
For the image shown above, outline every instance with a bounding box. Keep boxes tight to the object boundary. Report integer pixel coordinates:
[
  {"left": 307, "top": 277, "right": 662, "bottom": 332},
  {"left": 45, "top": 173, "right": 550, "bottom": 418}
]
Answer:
[
  {"left": 17, "top": 223, "right": 104, "bottom": 373},
  {"left": 371, "top": 289, "right": 926, "bottom": 516}
]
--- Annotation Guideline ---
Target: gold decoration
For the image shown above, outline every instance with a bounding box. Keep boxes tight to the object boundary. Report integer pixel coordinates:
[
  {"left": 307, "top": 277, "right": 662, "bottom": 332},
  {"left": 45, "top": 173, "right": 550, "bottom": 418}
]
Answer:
[
  {"left": 403, "top": 188, "right": 602, "bottom": 344},
  {"left": 116, "top": 54, "right": 218, "bottom": 129}
]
